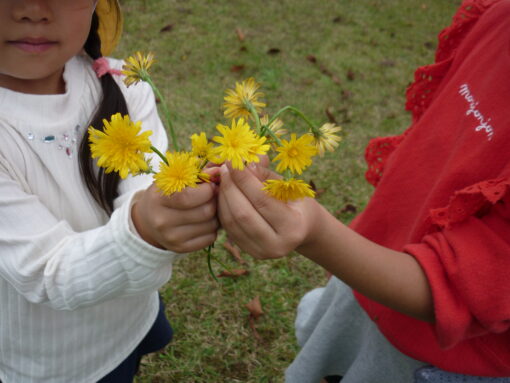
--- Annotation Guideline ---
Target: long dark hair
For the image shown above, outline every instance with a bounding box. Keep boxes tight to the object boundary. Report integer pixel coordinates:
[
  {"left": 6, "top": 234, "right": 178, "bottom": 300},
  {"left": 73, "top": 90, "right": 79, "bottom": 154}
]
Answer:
[{"left": 79, "top": 12, "right": 128, "bottom": 215}]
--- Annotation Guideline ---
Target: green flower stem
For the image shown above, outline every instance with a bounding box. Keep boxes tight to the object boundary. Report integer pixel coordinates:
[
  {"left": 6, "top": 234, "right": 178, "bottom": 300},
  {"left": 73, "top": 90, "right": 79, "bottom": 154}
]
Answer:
[
  {"left": 262, "top": 125, "right": 283, "bottom": 147},
  {"left": 206, "top": 245, "right": 219, "bottom": 282},
  {"left": 150, "top": 145, "right": 168, "bottom": 165},
  {"left": 144, "top": 76, "right": 180, "bottom": 152},
  {"left": 206, "top": 245, "right": 237, "bottom": 282},
  {"left": 270, "top": 105, "right": 319, "bottom": 134},
  {"left": 246, "top": 102, "right": 262, "bottom": 135}
]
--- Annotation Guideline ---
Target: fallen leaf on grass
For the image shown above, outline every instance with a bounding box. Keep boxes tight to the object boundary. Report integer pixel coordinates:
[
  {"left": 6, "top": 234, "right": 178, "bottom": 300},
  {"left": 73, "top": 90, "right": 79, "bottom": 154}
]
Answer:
[
  {"left": 246, "top": 297, "right": 264, "bottom": 341},
  {"left": 160, "top": 24, "right": 174, "bottom": 33},
  {"left": 236, "top": 28, "right": 245, "bottom": 42},
  {"left": 424, "top": 41, "right": 435, "bottom": 50},
  {"left": 306, "top": 54, "right": 317, "bottom": 64},
  {"left": 245, "top": 296, "right": 264, "bottom": 320},
  {"left": 223, "top": 241, "right": 246, "bottom": 264},
  {"left": 335, "top": 203, "right": 358, "bottom": 216},
  {"left": 217, "top": 269, "right": 250, "bottom": 278},
  {"left": 325, "top": 106, "right": 337, "bottom": 124},
  {"left": 230, "top": 64, "right": 245, "bottom": 73},
  {"left": 341, "top": 89, "right": 353, "bottom": 100}
]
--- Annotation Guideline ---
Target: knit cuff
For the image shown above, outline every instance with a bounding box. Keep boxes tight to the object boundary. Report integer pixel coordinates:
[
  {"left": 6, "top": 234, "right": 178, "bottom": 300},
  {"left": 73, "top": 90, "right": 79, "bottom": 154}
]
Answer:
[{"left": 110, "top": 191, "right": 186, "bottom": 269}]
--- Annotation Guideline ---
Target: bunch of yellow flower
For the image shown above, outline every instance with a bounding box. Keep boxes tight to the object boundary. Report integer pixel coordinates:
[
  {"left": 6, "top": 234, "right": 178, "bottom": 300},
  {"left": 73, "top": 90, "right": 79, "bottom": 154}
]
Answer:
[{"left": 88, "top": 52, "right": 342, "bottom": 202}]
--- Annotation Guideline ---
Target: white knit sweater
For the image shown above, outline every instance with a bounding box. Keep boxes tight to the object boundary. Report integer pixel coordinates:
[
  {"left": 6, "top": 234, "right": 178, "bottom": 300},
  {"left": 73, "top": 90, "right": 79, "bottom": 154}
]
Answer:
[{"left": 0, "top": 56, "right": 182, "bottom": 383}]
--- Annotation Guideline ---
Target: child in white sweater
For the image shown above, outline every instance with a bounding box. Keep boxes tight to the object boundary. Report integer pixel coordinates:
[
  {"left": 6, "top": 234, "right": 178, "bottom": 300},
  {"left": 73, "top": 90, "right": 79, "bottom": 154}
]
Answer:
[{"left": 0, "top": 1, "right": 218, "bottom": 382}]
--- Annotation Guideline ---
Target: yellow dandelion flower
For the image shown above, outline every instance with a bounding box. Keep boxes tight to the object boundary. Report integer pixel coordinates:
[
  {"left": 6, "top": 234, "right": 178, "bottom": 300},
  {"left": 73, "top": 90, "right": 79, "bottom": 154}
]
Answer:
[
  {"left": 122, "top": 51, "right": 155, "bottom": 87},
  {"left": 190, "top": 132, "right": 215, "bottom": 161},
  {"left": 88, "top": 113, "right": 152, "bottom": 179},
  {"left": 273, "top": 133, "right": 318, "bottom": 175},
  {"left": 212, "top": 118, "right": 269, "bottom": 170},
  {"left": 223, "top": 78, "right": 266, "bottom": 120},
  {"left": 262, "top": 179, "right": 315, "bottom": 202},
  {"left": 247, "top": 134, "right": 271, "bottom": 163},
  {"left": 154, "top": 152, "right": 204, "bottom": 195},
  {"left": 261, "top": 114, "right": 287, "bottom": 138},
  {"left": 313, "top": 123, "right": 342, "bottom": 156}
]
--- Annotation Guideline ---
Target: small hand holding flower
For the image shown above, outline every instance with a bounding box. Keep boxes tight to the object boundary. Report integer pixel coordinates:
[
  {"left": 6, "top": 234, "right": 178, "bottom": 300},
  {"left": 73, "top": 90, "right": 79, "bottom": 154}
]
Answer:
[
  {"left": 218, "top": 162, "right": 323, "bottom": 259},
  {"left": 132, "top": 170, "right": 219, "bottom": 253}
]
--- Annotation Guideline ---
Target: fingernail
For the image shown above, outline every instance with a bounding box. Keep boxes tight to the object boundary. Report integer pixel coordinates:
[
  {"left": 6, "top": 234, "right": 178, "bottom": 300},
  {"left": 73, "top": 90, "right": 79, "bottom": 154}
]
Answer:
[
  {"left": 248, "top": 162, "right": 258, "bottom": 170},
  {"left": 220, "top": 164, "right": 229, "bottom": 175}
]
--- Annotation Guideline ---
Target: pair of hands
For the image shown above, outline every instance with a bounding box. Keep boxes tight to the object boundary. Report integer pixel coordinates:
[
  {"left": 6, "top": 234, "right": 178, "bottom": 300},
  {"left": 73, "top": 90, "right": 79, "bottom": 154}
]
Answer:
[{"left": 132, "top": 160, "right": 321, "bottom": 257}]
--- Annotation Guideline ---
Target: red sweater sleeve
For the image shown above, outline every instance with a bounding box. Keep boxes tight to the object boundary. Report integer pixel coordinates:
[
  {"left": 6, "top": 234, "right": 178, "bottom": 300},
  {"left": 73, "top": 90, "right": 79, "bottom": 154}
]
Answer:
[{"left": 405, "top": 191, "right": 510, "bottom": 348}]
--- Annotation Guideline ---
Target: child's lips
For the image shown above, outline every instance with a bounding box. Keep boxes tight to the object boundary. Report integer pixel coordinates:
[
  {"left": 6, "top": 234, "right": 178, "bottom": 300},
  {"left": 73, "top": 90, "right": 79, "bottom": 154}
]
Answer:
[{"left": 8, "top": 38, "right": 57, "bottom": 53}]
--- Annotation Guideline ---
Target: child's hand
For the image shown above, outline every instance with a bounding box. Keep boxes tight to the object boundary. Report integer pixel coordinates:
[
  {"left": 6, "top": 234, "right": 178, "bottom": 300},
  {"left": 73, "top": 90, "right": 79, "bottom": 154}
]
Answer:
[
  {"left": 132, "top": 175, "right": 219, "bottom": 253},
  {"left": 218, "top": 163, "right": 320, "bottom": 259}
]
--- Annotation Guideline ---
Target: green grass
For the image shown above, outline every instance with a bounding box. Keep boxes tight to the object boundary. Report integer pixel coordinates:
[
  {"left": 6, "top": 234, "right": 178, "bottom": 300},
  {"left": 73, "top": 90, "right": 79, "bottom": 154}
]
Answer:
[{"left": 115, "top": 1, "right": 460, "bottom": 381}]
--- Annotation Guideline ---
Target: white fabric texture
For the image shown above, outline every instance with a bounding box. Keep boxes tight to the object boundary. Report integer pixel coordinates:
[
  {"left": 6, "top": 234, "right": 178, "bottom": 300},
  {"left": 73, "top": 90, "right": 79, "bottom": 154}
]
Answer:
[
  {"left": 0, "top": 55, "right": 182, "bottom": 383},
  {"left": 285, "top": 278, "right": 426, "bottom": 383}
]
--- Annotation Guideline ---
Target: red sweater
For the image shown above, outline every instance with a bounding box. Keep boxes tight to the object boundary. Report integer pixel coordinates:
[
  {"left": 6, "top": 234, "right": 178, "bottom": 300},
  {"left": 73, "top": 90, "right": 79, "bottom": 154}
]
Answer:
[{"left": 352, "top": 0, "right": 510, "bottom": 376}]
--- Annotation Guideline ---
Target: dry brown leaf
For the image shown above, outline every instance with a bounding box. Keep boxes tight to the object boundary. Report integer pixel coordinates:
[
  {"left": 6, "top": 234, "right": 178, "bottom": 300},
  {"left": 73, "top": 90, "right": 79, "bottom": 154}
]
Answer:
[
  {"left": 267, "top": 48, "right": 281, "bottom": 55},
  {"left": 217, "top": 269, "right": 250, "bottom": 278},
  {"left": 325, "top": 106, "right": 337, "bottom": 124},
  {"left": 335, "top": 203, "right": 358, "bottom": 217},
  {"left": 306, "top": 54, "right": 317, "bottom": 63},
  {"left": 235, "top": 28, "right": 245, "bottom": 42},
  {"left": 245, "top": 296, "right": 264, "bottom": 320},
  {"left": 223, "top": 241, "right": 246, "bottom": 264},
  {"left": 341, "top": 89, "right": 353, "bottom": 100},
  {"left": 230, "top": 64, "right": 245, "bottom": 73},
  {"left": 160, "top": 24, "right": 174, "bottom": 33}
]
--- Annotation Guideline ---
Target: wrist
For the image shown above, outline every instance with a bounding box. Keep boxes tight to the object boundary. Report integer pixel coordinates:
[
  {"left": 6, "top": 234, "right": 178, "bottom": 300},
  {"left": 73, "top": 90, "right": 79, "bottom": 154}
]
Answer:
[
  {"left": 295, "top": 199, "right": 332, "bottom": 256},
  {"left": 131, "top": 200, "right": 164, "bottom": 249}
]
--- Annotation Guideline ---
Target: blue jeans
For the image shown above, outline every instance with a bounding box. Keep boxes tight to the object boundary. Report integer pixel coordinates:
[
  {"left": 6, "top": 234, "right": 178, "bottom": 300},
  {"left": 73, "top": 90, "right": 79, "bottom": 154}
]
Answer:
[{"left": 97, "top": 297, "right": 173, "bottom": 382}]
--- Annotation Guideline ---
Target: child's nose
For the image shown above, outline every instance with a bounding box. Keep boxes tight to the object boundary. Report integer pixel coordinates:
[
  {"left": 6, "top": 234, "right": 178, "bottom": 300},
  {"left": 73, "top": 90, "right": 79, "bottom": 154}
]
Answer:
[{"left": 11, "top": 0, "right": 53, "bottom": 23}]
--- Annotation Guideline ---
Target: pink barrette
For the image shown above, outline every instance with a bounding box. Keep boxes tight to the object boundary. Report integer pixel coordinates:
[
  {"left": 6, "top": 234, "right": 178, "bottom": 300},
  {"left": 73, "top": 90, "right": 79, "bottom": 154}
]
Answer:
[{"left": 92, "top": 57, "right": 123, "bottom": 78}]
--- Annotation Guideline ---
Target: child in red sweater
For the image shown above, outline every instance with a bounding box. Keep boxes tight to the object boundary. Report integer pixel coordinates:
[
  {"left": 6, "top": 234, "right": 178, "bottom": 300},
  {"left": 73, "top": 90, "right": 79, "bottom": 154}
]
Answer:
[{"left": 218, "top": 0, "right": 510, "bottom": 381}]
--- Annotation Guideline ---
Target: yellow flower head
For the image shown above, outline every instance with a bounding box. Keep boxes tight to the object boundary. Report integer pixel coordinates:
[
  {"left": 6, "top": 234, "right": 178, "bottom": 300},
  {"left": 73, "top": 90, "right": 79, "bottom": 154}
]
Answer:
[
  {"left": 313, "top": 123, "right": 342, "bottom": 156},
  {"left": 223, "top": 78, "right": 266, "bottom": 120},
  {"left": 273, "top": 133, "right": 317, "bottom": 175},
  {"left": 154, "top": 152, "right": 205, "bottom": 195},
  {"left": 122, "top": 51, "right": 155, "bottom": 87},
  {"left": 262, "top": 179, "right": 315, "bottom": 202},
  {"left": 212, "top": 118, "right": 269, "bottom": 170},
  {"left": 88, "top": 113, "right": 152, "bottom": 179},
  {"left": 190, "top": 132, "right": 215, "bottom": 162}
]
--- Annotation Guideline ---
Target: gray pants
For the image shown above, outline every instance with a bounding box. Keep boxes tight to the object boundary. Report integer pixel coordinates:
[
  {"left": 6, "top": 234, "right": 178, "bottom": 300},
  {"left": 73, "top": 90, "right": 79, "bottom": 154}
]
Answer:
[{"left": 285, "top": 278, "right": 426, "bottom": 383}]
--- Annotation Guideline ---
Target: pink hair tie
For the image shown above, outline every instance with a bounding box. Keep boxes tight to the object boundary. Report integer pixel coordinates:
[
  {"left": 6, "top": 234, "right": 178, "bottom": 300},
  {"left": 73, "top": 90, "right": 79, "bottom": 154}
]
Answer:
[{"left": 92, "top": 57, "right": 123, "bottom": 78}]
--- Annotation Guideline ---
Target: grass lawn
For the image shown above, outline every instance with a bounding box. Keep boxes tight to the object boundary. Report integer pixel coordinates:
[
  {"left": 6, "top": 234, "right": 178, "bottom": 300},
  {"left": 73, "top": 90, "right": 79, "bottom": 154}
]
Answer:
[{"left": 116, "top": 1, "right": 460, "bottom": 381}]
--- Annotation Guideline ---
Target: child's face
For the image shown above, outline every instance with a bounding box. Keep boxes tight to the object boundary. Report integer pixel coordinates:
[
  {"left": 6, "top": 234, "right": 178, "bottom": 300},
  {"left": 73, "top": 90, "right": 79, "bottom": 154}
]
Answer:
[{"left": 0, "top": 0, "right": 97, "bottom": 94}]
